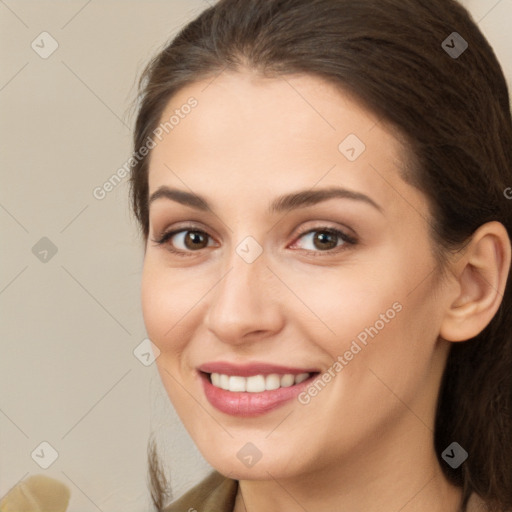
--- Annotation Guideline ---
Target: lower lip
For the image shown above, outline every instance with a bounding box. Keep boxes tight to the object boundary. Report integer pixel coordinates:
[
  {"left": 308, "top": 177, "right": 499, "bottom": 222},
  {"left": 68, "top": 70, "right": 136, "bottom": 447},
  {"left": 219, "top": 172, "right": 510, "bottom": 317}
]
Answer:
[{"left": 200, "top": 372, "right": 317, "bottom": 417}]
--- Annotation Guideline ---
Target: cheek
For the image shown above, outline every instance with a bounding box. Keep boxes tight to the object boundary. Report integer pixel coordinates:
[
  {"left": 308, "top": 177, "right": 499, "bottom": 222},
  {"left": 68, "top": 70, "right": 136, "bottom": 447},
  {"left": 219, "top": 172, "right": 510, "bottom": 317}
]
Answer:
[
  {"left": 141, "top": 258, "right": 186, "bottom": 353},
  {"left": 333, "top": 275, "right": 441, "bottom": 413},
  {"left": 300, "top": 254, "right": 437, "bottom": 381},
  {"left": 141, "top": 255, "right": 219, "bottom": 360},
  {"left": 288, "top": 264, "right": 405, "bottom": 356}
]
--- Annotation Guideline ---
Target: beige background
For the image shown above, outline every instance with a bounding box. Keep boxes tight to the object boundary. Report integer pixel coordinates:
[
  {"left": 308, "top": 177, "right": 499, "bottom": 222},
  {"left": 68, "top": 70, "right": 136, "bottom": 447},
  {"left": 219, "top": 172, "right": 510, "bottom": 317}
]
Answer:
[{"left": 1, "top": 1, "right": 511, "bottom": 510}]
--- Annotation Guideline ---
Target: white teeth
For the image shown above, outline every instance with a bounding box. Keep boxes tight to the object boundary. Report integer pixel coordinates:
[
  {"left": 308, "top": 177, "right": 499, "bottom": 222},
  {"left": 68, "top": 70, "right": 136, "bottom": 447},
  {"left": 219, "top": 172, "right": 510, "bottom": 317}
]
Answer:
[
  {"left": 211, "top": 373, "right": 221, "bottom": 387},
  {"left": 246, "top": 375, "right": 266, "bottom": 393},
  {"left": 280, "top": 374, "right": 295, "bottom": 387},
  {"left": 295, "top": 373, "right": 310, "bottom": 384},
  {"left": 229, "top": 376, "right": 246, "bottom": 392},
  {"left": 265, "top": 373, "right": 281, "bottom": 390},
  {"left": 219, "top": 374, "right": 230, "bottom": 390},
  {"left": 209, "top": 372, "right": 312, "bottom": 392}
]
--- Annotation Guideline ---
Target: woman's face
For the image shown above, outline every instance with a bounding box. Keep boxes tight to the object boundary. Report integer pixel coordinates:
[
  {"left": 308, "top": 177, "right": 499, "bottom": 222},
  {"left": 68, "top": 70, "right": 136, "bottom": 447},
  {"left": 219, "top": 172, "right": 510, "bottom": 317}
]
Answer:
[{"left": 141, "top": 70, "right": 453, "bottom": 480}]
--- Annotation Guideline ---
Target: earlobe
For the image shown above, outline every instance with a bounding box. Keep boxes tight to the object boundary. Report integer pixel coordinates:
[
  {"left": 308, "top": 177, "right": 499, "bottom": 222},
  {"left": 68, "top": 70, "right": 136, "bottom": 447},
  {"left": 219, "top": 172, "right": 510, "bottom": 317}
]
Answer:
[{"left": 439, "top": 221, "right": 511, "bottom": 343}]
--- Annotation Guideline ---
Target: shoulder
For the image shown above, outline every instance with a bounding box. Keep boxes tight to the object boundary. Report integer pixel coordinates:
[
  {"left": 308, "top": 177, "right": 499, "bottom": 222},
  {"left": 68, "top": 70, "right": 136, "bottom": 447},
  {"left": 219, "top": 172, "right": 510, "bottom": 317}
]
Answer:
[{"left": 163, "top": 471, "right": 238, "bottom": 512}]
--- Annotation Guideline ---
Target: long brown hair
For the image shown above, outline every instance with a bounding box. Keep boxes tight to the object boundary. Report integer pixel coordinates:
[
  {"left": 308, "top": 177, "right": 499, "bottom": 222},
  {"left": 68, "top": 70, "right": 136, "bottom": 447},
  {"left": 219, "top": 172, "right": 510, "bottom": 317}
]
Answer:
[{"left": 131, "top": 0, "right": 512, "bottom": 510}]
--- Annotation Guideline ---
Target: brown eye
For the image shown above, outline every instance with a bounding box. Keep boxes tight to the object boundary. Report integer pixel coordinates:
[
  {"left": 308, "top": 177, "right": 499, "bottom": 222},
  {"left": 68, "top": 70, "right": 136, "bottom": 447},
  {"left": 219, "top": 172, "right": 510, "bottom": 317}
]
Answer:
[
  {"left": 312, "top": 231, "right": 338, "bottom": 250},
  {"left": 183, "top": 231, "right": 209, "bottom": 250},
  {"left": 153, "top": 228, "right": 215, "bottom": 254},
  {"left": 292, "top": 227, "right": 357, "bottom": 254}
]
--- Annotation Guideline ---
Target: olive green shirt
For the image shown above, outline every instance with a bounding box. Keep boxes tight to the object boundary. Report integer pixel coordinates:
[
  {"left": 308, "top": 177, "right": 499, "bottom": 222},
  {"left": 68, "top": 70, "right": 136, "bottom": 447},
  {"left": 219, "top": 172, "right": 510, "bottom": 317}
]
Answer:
[{"left": 163, "top": 471, "right": 238, "bottom": 512}]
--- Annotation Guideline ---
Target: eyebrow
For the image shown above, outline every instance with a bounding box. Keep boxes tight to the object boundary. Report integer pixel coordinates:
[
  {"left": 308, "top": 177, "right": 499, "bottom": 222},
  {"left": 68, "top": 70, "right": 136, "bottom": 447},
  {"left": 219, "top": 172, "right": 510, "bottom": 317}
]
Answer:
[{"left": 148, "top": 185, "right": 383, "bottom": 214}]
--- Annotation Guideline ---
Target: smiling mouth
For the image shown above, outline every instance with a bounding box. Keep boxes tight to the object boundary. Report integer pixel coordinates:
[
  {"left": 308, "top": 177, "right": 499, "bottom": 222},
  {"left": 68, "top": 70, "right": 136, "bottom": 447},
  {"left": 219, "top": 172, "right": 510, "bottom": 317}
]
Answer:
[
  {"left": 205, "top": 371, "right": 317, "bottom": 392},
  {"left": 198, "top": 369, "right": 321, "bottom": 416}
]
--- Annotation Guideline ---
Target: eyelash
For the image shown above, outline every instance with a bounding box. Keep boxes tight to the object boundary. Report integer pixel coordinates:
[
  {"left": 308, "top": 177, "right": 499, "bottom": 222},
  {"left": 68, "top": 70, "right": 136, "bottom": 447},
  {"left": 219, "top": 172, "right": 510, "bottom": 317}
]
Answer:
[{"left": 151, "top": 224, "right": 358, "bottom": 257}]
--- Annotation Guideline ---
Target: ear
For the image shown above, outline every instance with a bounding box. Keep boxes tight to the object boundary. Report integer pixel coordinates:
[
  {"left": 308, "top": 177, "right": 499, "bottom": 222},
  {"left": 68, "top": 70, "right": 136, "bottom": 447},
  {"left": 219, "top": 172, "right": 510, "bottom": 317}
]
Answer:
[{"left": 439, "top": 221, "right": 511, "bottom": 342}]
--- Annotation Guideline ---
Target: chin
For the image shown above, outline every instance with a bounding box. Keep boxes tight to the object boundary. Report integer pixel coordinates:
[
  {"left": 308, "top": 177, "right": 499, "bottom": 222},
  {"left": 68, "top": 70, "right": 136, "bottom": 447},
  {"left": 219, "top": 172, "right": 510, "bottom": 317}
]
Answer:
[{"left": 202, "top": 449, "right": 303, "bottom": 481}]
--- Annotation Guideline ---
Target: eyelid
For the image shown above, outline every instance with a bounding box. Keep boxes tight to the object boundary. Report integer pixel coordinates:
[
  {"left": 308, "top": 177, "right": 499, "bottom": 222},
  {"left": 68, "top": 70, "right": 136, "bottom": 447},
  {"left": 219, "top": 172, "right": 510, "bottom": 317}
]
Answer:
[
  {"left": 150, "top": 223, "right": 216, "bottom": 249},
  {"left": 292, "top": 222, "right": 357, "bottom": 242}
]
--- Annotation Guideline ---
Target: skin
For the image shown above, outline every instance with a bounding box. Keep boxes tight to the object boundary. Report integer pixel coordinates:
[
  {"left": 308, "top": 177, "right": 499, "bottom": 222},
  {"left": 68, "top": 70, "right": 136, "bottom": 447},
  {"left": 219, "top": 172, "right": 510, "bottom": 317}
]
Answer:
[{"left": 141, "top": 70, "right": 510, "bottom": 512}]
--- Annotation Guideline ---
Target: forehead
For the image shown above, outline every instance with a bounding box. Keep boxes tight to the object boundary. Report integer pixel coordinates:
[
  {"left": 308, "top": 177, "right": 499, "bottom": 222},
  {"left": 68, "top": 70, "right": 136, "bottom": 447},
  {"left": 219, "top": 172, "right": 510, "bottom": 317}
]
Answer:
[{"left": 147, "top": 70, "right": 425, "bottom": 216}]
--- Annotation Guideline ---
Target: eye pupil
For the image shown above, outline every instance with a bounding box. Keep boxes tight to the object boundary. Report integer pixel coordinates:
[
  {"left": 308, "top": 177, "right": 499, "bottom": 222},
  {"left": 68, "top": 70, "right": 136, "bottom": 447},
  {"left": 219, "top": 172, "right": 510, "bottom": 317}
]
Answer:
[
  {"left": 185, "top": 231, "right": 208, "bottom": 250},
  {"left": 314, "top": 231, "right": 337, "bottom": 250}
]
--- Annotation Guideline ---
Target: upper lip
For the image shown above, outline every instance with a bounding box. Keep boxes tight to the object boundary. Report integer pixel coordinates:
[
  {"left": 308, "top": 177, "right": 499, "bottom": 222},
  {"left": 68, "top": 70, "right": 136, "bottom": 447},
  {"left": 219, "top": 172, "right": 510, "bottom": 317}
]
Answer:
[{"left": 198, "top": 361, "right": 319, "bottom": 377}]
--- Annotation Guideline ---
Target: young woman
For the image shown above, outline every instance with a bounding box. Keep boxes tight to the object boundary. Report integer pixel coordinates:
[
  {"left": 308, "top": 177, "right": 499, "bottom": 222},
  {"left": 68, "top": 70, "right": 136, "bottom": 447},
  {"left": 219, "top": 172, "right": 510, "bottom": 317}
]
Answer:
[{"left": 129, "top": 0, "right": 512, "bottom": 511}]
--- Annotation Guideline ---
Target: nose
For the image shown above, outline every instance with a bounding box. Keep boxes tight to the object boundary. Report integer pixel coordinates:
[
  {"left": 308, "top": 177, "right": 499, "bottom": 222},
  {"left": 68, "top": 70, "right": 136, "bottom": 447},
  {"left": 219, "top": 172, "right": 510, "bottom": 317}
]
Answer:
[{"left": 203, "top": 246, "right": 285, "bottom": 346}]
